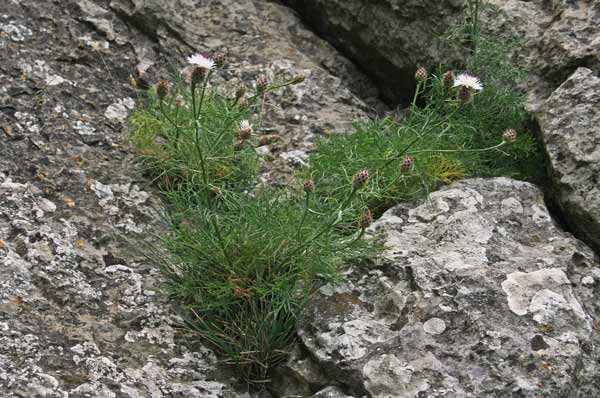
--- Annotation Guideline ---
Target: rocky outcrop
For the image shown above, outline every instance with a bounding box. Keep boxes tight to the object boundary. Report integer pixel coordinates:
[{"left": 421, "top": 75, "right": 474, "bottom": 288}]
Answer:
[
  {"left": 536, "top": 68, "right": 600, "bottom": 253},
  {"left": 483, "top": 0, "right": 600, "bottom": 111},
  {"left": 285, "top": 0, "right": 600, "bottom": 109},
  {"left": 0, "top": 0, "right": 379, "bottom": 396},
  {"left": 282, "top": 0, "right": 465, "bottom": 105},
  {"left": 289, "top": 178, "right": 600, "bottom": 397}
]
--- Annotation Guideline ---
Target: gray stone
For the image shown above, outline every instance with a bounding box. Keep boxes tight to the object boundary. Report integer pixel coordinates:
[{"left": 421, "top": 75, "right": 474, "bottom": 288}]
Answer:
[
  {"left": 298, "top": 178, "right": 600, "bottom": 397},
  {"left": 536, "top": 67, "right": 600, "bottom": 253},
  {"left": 282, "top": 0, "right": 465, "bottom": 105},
  {"left": 1, "top": 0, "right": 381, "bottom": 396}
]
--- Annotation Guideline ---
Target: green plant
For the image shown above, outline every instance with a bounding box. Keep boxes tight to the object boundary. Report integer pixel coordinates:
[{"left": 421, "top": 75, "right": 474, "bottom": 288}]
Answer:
[
  {"left": 130, "top": 55, "right": 374, "bottom": 382},
  {"left": 305, "top": 2, "right": 544, "bottom": 221}
]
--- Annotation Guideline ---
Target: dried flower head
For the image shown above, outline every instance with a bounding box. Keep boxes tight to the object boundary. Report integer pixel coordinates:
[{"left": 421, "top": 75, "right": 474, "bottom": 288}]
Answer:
[
  {"left": 359, "top": 209, "right": 373, "bottom": 229},
  {"left": 256, "top": 74, "right": 268, "bottom": 92},
  {"left": 156, "top": 79, "right": 170, "bottom": 100},
  {"left": 453, "top": 72, "right": 483, "bottom": 91},
  {"left": 442, "top": 70, "right": 455, "bottom": 89},
  {"left": 400, "top": 155, "right": 414, "bottom": 172},
  {"left": 303, "top": 178, "right": 315, "bottom": 194},
  {"left": 187, "top": 53, "right": 215, "bottom": 70},
  {"left": 502, "top": 128, "right": 518, "bottom": 143},
  {"left": 258, "top": 134, "right": 281, "bottom": 146},
  {"left": 415, "top": 67, "right": 428, "bottom": 82},
  {"left": 352, "top": 169, "right": 369, "bottom": 190},
  {"left": 239, "top": 120, "right": 253, "bottom": 139}
]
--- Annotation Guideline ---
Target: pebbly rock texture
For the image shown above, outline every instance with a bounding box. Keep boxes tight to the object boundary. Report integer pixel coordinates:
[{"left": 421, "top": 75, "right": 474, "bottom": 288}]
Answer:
[
  {"left": 536, "top": 67, "right": 600, "bottom": 254},
  {"left": 292, "top": 178, "right": 600, "bottom": 397},
  {"left": 282, "top": 0, "right": 466, "bottom": 105},
  {"left": 0, "top": 0, "right": 378, "bottom": 396}
]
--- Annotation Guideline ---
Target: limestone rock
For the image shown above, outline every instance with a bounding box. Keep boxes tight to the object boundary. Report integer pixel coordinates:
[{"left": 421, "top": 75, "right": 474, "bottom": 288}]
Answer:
[
  {"left": 298, "top": 178, "right": 600, "bottom": 397},
  {"left": 1, "top": 0, "right": 376, "bottom": 396},
  {"left": 536, "top": 67, "right": 600, "bottom": 253}
]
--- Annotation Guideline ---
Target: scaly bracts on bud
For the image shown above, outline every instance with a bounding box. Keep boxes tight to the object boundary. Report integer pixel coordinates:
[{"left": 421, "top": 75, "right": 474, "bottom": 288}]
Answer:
[
  {"left": 256, "top": 74, "right": 268, "bottom": 92},
  {"left": 502, "top": 128, "right": 518, "bottom": 143},
  {"left": 359, "top": 209, "right": 373, "bottom": 230},
  {"left": 415, "top": 67, "right": 428, "bottom": 82},
  {"left": 400, "top": 155, "right": 414, "bottom": 172},
  {"left": 352, "top": 169, "right": 369, "bottom": 190},
  {"left": 303, "top": 179, "right": 315, "bottom": 194},
  {"left": 156, "top": 79, "right": 170, "bottom": 100}
]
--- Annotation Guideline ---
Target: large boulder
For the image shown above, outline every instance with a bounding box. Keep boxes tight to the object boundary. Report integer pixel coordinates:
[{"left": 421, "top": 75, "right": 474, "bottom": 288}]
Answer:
[
  {"left": 0, "top": 0, "right": 377, "bottom": 396},
  {"left": 295, "top": 178, "right": 600, "bottom": 397},
  {"left": 536, "top": 67, "right": 600, "bottom": 253}
]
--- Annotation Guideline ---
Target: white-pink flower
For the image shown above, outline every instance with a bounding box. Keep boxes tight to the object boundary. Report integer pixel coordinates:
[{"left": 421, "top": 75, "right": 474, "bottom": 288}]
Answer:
[
  {"left": 187, "top": 53, "right": 215, "bottom": 70},
  {"left": 453, "top": 72, "right": 483, "bottom": 91},
  {"left": 239, "top": 120, "right": 252, "bottom": 132}
]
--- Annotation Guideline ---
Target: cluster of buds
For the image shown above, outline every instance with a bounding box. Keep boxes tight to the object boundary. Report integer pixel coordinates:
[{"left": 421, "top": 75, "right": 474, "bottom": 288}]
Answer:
[
  {"left": 502, "top": 128, "right": 518, "bottom": 143},
  {"left": 256, "top": 74, "right": 269, "bottom": 92},
  {"left": 359, "top": 208, "right": 373, "bottom": 229},
  {"left": 156, "top": 79, "right": 170, "bottom": 100},
  {"left": 415, "top": 66, "right": 428, "bottom": 82},
  {"left": 258, "top": 134, "right": 281, "bottom": 146},
  {"left": 400, "top": 155, "right": 414, "bottom": 172},
  {"left": 238, "top": 120, "right": 253, "bottom": 140},
  {"left": 352, "top": 169, "right": 369, "bottom": 190},
  {"left": 303, "top": 178, "right": 315, "bottom": 194}
]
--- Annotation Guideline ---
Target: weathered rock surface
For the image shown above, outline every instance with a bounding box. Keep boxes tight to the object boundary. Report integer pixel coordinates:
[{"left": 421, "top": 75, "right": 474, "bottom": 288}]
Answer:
[
  {"left": 536, "top": 67, "right": 600, "bottom": 253},
  {"left": 483, "top": 0, "right": 600, "bottom": 111},
  {"left": 285, "top": 0, "right": 600, "bottom": 110},
  {"left": 294, "top": 178, "right": 600, "bottom": 397},
  {"left": 282, "top": 0, "right": 465, "bottom": 105},
  {"left": 0, "top": 0, "right": 378, "bottom": 396}
]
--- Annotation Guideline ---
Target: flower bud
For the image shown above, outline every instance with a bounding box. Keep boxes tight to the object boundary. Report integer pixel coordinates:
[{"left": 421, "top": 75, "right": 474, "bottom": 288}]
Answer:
[
  {"left": 400, "top": 155, "right": 414, "bottom": 172},
  {"left": 502, "top": 128, "right": 518, "bottom": 143},
  {"left": 352, "top": 169, "right": 369, "bottom": 190},
  {"left": 303, "top": 178, "right": 315, "bottom": 194},
  {"left": 214, "top": 50, "right": 227, "bottom": 68},
  {"left": 256, "top": 74, "right": 268, "bottom": 92},
  {"left": 359, "top": 209, "right": 373, "bottom": 229},
  {"left": 156, "top": 79, "right": 170, "bottom": 100},
  {"left": 443, "top": 71, "right": 455, "bottom": 89},
  {"left": 237, "top": 95, "right": 249, "bottom": 109},
  {"left": 233, "top": 140, "right": 246, "bottom": 152},
  {"left": 415, "top": 67, "right": 428, "bottom": 82}
]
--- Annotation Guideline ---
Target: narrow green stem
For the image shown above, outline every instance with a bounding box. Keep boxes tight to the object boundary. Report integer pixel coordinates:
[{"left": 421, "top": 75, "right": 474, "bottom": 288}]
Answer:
[
  {"left": 406, "top": 140, "right": 506, "bottom": 155},
  {"left": 296, "top": 192, "right": 311, "bottom": 239}
]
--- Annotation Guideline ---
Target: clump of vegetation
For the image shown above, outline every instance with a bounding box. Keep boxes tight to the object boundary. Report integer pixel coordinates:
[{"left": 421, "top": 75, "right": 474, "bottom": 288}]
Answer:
[
  {"left": 129, "top": 0, "right": 544, "bottom": 386},
  {"left": 130, "top": 55, "right": 374, "bottom": 382},
  {"left": 305, "top": 0, "right": 544, "bottom": 221}
]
